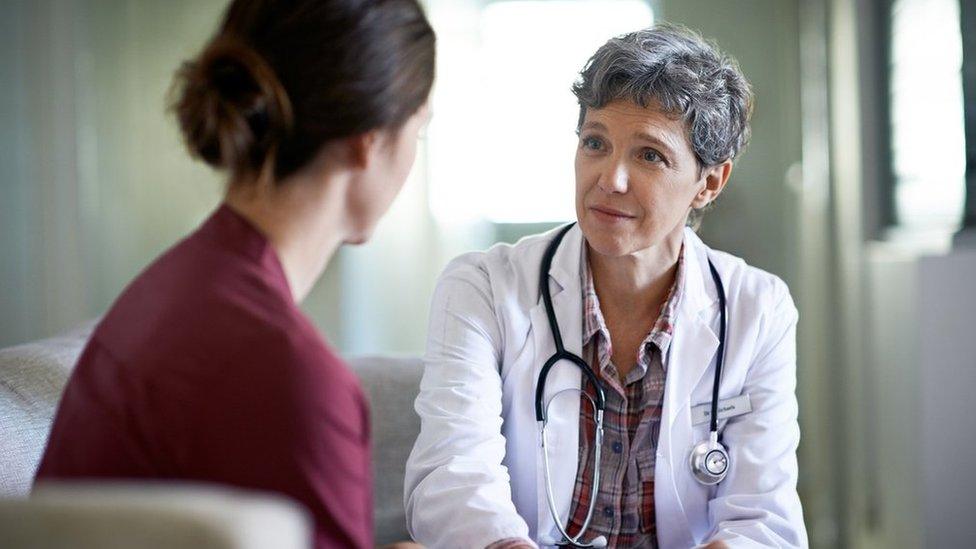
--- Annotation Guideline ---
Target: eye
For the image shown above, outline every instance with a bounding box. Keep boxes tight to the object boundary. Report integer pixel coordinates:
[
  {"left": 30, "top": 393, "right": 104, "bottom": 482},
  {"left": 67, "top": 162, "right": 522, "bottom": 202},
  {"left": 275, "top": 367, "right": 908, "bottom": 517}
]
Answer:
[
  {"left": 641, "top": 148, "right": 664, "bottom": 163},
  {"left": 581, "top": 135, "right": 605, "bottom": 152}
]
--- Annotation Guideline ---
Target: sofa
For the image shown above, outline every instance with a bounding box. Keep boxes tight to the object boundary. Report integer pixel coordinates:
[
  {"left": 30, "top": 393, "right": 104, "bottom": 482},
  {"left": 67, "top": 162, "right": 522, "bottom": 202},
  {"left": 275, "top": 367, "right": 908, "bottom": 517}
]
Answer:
[{"left": 0, "top": 322, "right": 424, "bottom": 547}]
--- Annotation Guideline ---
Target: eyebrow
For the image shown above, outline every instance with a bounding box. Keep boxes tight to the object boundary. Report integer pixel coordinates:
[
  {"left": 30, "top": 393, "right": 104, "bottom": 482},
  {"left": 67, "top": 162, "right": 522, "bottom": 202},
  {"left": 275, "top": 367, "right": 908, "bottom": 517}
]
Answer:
[
  {"left": 580, "top": 121, "right": 677, "bottom": 158},
  {"left": 580, "top": 121, "right": 608, "bottom": 133},
  {"left": 633, "top": 132, "right": 677, "bottom": 158}
]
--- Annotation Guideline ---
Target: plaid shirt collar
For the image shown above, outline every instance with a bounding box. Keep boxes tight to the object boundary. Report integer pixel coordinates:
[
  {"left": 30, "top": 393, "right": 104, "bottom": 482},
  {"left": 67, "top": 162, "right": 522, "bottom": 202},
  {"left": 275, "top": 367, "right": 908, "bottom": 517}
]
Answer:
[{"left": 581, "top": 243, "right": 686, "bottom": 376}]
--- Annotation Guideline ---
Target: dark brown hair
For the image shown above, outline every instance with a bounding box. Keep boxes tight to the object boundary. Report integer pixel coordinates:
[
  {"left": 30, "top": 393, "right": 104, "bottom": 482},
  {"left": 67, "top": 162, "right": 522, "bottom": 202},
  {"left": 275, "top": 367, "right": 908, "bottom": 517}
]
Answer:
[{"left": 172, "top": 0, "right": 435, "bottom": 182}]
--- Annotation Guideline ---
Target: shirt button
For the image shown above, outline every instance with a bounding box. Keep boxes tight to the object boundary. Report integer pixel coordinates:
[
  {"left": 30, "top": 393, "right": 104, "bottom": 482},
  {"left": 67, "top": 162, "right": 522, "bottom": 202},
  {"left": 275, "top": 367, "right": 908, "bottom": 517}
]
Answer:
[
  {"left": 612, "top": 441, "right": 623, "bottom": 454},
  {"left": 603, "top": 506, "right": 614, "bottom": 517}
]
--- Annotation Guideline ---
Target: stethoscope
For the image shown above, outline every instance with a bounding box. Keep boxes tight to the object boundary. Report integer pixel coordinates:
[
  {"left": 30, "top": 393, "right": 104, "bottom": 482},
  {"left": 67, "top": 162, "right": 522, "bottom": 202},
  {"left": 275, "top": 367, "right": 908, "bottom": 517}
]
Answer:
[{"left": 535, "top": 223, "right": 730, "bottom": 548}]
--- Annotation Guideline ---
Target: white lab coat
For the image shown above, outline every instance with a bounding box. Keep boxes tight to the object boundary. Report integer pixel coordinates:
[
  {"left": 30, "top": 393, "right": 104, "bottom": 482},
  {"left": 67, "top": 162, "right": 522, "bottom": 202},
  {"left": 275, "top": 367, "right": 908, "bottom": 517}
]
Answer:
[{"left": 404, "top": 224, "right": 808, "bottom": 548}]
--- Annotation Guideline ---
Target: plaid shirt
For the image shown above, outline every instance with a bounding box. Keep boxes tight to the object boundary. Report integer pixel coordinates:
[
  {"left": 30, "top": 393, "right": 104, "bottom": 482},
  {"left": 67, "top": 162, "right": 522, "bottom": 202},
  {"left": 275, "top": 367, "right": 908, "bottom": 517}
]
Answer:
[{"left": 563, "top": 244, "right": 686, "bottom": 548}]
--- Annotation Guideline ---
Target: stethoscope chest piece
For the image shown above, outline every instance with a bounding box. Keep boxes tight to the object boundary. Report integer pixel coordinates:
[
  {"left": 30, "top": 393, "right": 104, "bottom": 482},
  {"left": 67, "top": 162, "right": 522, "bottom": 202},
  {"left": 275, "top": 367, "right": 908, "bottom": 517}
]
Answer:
[{"left": 689, "top": 434, "right": 729, "bottom": 485}]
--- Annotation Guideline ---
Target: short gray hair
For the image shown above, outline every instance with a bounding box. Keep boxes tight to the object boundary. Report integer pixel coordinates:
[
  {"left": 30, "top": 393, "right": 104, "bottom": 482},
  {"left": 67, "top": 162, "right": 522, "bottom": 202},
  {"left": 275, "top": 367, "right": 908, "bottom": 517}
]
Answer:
[{"left": 572, "top": 24, "right": 754, "bottom": 227}]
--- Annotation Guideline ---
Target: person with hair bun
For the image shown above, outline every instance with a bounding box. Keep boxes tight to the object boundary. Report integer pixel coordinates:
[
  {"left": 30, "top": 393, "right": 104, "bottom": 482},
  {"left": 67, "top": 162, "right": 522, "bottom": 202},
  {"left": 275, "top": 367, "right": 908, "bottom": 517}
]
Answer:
[{"left": 35, "top": 1, "right": 434, "bottom": 547}]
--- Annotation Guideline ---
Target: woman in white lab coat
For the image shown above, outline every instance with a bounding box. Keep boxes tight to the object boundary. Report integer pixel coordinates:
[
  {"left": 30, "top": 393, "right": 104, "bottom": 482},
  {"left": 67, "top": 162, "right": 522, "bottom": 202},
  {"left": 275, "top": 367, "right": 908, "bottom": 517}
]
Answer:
[{"left": 405, "top": 25, "right": 808, "bottom": 549}]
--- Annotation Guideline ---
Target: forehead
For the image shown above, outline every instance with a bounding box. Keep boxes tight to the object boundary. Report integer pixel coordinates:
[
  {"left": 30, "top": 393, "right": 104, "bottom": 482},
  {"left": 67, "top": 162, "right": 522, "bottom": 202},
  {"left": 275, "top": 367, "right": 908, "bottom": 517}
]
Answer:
[{"left": 582, "top": 99, "right": 691, "bottom": 154}]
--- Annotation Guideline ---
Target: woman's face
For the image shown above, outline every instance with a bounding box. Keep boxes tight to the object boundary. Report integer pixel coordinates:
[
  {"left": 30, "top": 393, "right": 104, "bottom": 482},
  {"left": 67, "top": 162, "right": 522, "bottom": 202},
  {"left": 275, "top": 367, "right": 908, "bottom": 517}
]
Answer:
[
  {"left": 345, "top": 104, "right": 431, "bottom": 244},
  {"left": 575, "top": 99, "right": 726, "bottom": 258}
]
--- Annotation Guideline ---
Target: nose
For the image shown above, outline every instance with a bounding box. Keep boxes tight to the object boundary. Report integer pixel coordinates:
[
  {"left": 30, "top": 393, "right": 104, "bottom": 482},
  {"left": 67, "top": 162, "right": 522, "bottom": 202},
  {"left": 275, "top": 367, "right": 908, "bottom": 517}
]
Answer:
[{"left": 596, "top": 156, "right": 628, "bottom": 194}]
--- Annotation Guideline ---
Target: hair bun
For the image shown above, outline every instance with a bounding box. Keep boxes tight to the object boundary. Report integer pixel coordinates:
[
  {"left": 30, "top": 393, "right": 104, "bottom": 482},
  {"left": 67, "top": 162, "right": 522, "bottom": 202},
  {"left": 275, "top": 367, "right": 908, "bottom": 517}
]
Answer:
[{"left": 172, "top": 37, "right": 293, "bottom": 175}]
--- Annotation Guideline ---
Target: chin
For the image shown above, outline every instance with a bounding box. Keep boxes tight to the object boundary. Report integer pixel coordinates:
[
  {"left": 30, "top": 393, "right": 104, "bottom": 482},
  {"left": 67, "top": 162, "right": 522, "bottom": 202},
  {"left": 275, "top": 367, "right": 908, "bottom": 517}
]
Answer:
[
  {"left": 348, "top": 231, "right": 373, "bottom": 245},
  {"left": 580, "top": 216, "right": 668, "bottom": 258},
  {"left": 580, "top": 223, "right": 635, "bottom": 257},
  {"left": 343, "top": 229, "right": 372, "bottom": 246},
  {"left": 586, "top": 235, "right": 638, "bottom": 258},
  {"left": 341, "top": 218, "right": 379, "bottom": 246}
]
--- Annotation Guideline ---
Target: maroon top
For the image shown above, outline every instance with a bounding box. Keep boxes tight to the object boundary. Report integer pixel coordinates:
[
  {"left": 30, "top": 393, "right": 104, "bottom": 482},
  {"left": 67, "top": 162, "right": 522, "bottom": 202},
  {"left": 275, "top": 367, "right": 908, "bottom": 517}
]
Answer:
[{"left": 35, "top": 205, "right": 373, "bottom": 549}]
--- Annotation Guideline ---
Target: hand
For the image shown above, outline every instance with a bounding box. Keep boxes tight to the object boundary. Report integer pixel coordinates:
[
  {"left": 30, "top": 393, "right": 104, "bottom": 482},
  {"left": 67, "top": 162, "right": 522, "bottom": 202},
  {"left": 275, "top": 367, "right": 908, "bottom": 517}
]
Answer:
[
  {"left": 378, "top": 542, "right": 424, "bottom": 549},
  {"left": 485, "top": 539, "right": 536, "bottom": 549},
  {"left": 701, "top": 541, "right": 729, "bottom": 549}
]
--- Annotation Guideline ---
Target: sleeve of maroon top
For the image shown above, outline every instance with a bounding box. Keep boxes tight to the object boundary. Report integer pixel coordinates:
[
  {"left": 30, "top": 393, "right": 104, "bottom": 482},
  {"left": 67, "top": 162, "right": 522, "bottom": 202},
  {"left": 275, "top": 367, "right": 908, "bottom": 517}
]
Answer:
[{"left": 187, "top": 331, "right": 373, "bottom": 549}]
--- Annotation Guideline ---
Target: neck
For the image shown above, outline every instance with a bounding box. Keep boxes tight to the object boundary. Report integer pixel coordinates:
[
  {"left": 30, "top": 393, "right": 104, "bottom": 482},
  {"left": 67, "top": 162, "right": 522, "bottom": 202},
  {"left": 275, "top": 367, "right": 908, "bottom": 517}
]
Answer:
[
  {"left": 588, "top": 225, "right": 685, "bottom": 319},
  {"left": 224, "top": 166, "right": 350, "bottom": 304}
]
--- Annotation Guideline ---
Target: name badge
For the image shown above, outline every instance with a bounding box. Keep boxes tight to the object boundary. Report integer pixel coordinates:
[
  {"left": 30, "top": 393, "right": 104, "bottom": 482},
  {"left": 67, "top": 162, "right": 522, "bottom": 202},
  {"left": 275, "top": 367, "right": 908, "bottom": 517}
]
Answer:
[{"left": 691, "top": 394, "right": 752, "bottom": 425}]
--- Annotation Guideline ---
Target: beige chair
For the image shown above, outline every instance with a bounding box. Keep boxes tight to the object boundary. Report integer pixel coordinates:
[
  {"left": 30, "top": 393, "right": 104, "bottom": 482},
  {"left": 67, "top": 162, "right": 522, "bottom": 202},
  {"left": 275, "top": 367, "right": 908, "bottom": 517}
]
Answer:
[{"left": 0, "top": 323, "right": 425, "bottom": 547}]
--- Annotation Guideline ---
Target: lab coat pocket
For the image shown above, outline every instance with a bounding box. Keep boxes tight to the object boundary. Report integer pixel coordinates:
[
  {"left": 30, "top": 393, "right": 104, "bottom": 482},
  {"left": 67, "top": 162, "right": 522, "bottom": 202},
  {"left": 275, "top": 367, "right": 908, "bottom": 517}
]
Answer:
[{"left": 637, "top": 451, "right": 657, "bottom": 533}]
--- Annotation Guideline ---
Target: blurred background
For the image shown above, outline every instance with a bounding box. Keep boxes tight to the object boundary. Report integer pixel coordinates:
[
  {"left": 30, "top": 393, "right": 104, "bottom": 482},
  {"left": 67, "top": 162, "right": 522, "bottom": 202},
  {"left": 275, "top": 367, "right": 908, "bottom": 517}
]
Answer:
[{"left": 1, "top": 0, "right": 974, "bottom": 547}]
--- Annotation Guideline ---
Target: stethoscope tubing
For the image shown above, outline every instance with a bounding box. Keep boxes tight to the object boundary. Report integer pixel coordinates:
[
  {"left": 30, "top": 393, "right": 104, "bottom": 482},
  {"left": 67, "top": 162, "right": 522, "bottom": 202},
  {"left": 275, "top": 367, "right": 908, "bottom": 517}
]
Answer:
[
  {"left": 535, "top": 222, "right": 729, "bottom": 547},
  {"left": 535, "top": 223, "right": 605, "bottom": 423},
  {"left": 706, "top": 259, "right": 728, "bottom": 435}
]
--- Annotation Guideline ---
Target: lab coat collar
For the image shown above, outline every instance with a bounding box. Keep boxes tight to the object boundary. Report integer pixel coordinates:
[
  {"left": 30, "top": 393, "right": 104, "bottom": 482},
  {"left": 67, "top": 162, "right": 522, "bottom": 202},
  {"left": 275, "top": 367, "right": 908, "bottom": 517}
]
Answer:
[
  {"left": 542, "top": 223, "right": 584, "bottom": 297},
  {"left": 548, "top": 225, "right": 718, "bottom": 315},
  {"left": 679, "top": 227, "right": 721, "bottom": 317}
]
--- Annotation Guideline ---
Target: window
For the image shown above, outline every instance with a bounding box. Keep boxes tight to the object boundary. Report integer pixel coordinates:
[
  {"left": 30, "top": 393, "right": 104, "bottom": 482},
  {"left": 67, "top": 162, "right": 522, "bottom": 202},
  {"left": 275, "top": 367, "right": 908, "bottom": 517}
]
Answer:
[
  {"left": 425, "top": 0, "right": 654, "bottom": 225},
  {"left": 888, "top": 0, "right": 966, "bottom": 231}
]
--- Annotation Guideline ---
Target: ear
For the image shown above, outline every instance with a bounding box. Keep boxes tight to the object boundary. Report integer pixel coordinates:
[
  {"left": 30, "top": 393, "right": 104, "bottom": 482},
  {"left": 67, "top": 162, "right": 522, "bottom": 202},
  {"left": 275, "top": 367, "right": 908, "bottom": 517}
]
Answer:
[
  {"left": 691, "top": 160, "right": 733, "bottom": 209},
  {"left": 346, "top": 130, "right": 381, "bottom": 170}
]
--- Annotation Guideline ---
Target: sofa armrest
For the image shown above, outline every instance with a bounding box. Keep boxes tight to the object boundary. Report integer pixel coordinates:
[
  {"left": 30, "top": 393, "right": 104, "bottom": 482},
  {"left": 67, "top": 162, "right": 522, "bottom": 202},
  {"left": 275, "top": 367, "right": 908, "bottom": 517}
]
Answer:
[{"left": 0, "top": 481, "right": 311, "bottom": 549}]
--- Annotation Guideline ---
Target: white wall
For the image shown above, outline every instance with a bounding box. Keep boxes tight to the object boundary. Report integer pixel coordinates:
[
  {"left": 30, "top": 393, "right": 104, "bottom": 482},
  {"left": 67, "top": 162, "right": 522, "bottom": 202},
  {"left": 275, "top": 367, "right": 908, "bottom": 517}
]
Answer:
[
  {"left": 866, "top": 243, "right": 976, "bottom": 548},
  {"left": 917, "top": 249, "right": 976, "bottom": 548},
  {"left": 0, "top": 0, "right": 226, "bottom": 347}
]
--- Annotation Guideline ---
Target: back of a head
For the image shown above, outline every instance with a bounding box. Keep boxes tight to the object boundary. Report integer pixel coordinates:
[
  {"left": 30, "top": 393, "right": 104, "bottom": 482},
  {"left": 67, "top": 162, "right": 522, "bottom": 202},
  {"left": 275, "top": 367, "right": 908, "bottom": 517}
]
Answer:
[{"left": 172, "top": 0, "right": 436, "bottom": 182}]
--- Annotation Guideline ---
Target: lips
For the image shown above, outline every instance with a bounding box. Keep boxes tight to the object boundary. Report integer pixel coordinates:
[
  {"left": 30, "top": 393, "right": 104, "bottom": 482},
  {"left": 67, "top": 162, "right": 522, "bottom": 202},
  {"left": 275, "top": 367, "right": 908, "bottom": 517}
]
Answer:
[{"left": 590, "top": 205, "right": 636, "bottom": 219}]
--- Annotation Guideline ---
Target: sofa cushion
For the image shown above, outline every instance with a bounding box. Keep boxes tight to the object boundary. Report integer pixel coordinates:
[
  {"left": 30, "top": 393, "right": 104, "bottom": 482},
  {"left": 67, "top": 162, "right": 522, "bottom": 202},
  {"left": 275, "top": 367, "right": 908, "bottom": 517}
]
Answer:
[{"left": 0, "top": 323, "right": 93, "bottom": 497}]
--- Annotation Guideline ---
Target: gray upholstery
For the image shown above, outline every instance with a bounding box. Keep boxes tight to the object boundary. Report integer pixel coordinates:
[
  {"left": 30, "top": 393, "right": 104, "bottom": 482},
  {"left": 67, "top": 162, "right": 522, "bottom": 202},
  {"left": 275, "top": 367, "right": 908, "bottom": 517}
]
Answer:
[
  {"left": 0, "top": 322, "right": 93, "bottom": 497},
  {"left": 0, "top": 483, "right": 310, "bottom": 549},
  {"left": 0, "top": 324, "right": 424, "bottom": 545},
  {"left": 346, "top": 355, "right": 423, "bottom": 544}
]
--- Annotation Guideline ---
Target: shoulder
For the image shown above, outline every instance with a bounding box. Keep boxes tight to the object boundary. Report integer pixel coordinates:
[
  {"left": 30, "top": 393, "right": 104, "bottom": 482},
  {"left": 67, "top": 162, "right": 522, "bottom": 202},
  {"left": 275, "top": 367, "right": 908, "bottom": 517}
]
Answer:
[
  {"left": 257, "top": 315, "right": 362, "bottom": 398},
  {"left": 714, "top": 251, "right": 793, "bottom": 310},
  {"left": 436, "top": 224, "right": 566, "bottom": 302},
  {"left": 94, "top": 231, "right": 294, "bottom": 358},
  {"left": 237, "top": 315, "right": 368, "bottom": 438},
  {"left": 431, "top": 225, "right": 571, "bottom": 346},
  {"left": 688, "top": 229, "right": 796, "bottom": 320}
]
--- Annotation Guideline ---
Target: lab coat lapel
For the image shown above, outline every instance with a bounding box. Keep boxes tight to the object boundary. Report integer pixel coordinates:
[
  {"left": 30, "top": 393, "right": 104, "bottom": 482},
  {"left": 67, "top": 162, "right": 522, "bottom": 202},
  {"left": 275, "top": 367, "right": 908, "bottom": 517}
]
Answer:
[
  {"left": 655, "top": 231, "right": 721, "bottom": 548},
  {"left": 530, "top": 224, "right": 584, "bottom": 542},
  {"left": 665, "top": 229, "right": 720, "bottom": 431}
]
